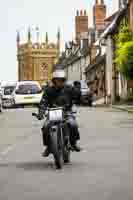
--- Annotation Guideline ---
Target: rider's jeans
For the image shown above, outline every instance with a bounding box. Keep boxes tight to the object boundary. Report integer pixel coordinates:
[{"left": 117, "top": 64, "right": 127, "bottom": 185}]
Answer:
[{"left": 66, "top": 115, "right": 80, "bottom": 145}]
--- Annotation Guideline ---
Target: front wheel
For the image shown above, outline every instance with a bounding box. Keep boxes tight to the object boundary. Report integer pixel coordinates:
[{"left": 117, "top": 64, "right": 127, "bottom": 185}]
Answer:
[{"left": 50, "top": 127, "right": 63, "bottom": 169}]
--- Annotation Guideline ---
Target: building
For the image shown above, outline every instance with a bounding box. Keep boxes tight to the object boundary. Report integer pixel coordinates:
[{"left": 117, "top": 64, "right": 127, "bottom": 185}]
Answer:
[
  {"left": 128, "top": 0, "right": 133, "bottom": 31},
  {"left": 57, "top": 9, "right": 90, "bottom": 81},
  {"left": 85, "top": 39, "right": 106, "bottom": 105},
  {"left": 66, "top": 41, "right": 90, "bottom": 81},
  {"left": 75, "top": 10, "right": 88, "bottom": 44},
  {"left": 103, "top": 5, "right": 128, "bottom": 103},
  {"left": 57, "top": 1, "right": 107, "bottom": 83},
  {"left": 56, "top": 37, "right": 90, "bottom": 82},
  {"left": 93, "top": 0, "right": 107, "bottom": 39},
  {"left": 85, "top": 5, "right": 128, "bottom": 105},
  {"left": 17, "top": 29, "right": 60, "bottom": 85}
]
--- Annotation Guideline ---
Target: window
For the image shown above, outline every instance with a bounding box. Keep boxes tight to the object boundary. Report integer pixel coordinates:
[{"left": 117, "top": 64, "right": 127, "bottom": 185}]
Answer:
[
  {"left": 80, "top": 81, "right": 88, "bottom": 89},
  {"left": 4, "top": 86, "right": 15, "bottom": 95},
  {"left": 16, "top": 84, "right": 41, "bottom": 95}
]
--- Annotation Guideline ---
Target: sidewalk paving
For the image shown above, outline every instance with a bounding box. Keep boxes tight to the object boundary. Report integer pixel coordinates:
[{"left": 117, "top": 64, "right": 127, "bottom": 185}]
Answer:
[{"left": 112, "top": 104, "right": 133, "bottom": 113}]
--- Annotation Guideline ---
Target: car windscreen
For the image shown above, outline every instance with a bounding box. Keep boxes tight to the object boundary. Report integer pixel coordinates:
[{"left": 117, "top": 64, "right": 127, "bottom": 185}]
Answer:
[
  {"left": 4, "top": 86, "right": 15, "bottom": 95},
  {"left": 16, "top": 84, "right": 41, "bottom": 95},
  {"left": 80, "top": 82, "right": 88, "bottom": 89}
]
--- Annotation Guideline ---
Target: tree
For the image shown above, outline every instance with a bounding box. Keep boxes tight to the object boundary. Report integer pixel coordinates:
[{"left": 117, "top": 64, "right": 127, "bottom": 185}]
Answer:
[
  {"left": 116, "top": 25, "right": 133, "bottom": 46},
  {"left": 116, "top": 41, "right": 133, "bottom": 79},
  {"left": 115, "top": 25, "right": 133, "bottom": 79}
]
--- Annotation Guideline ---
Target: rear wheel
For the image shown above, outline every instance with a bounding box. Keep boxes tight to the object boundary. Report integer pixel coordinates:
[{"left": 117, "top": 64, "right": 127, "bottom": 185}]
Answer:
[
  {"left": 0, "top": 103, "right": 2, "bottom": 113},
  {"left": 63, "top": 147, "right": 70, "bottom": 163},
  {"left": 63, "top": 134, "right": 71, "bottom": 163}
]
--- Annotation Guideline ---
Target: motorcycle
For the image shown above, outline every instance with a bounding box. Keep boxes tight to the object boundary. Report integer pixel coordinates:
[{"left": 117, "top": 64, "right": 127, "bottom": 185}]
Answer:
[{"left": 32, "top": 106, "right": 75, "bottom": 169}]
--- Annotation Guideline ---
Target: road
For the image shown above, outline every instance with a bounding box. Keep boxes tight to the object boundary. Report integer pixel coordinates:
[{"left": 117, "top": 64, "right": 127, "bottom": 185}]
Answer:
[{"left": 0, "top": 107, "right": 133, "bottom": 200}]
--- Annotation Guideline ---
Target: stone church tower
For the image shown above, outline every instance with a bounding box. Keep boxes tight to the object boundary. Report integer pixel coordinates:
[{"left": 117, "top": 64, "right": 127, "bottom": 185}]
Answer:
[
  {"left": 75, "top": 10, "right": 88, "bottom": 44},
  {"left": 17, "top": 28, "right": 60, "bottom": 85},
  {"left": 93, "top": 0, "right": 106, "bottom": 37}
]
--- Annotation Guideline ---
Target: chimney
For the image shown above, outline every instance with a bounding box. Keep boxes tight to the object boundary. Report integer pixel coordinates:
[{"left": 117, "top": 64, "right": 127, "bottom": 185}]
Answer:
[
  {"left": 75, "top": 10, "right": 88, "bottom": 44},
  {"left": 93, "top": 0, "right": 106, "bottom": 36}
]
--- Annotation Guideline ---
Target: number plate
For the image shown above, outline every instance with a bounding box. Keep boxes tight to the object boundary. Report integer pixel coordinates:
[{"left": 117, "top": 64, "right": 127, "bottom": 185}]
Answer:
[
  {"left": 49, "top": 109, "right": 63, "bottom": 121},
  {"left": 24, "top": 97, "right": 33, "bottom": 99}
]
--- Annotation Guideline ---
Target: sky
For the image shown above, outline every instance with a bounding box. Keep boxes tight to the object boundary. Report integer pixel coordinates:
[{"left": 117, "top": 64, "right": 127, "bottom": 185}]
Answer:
[{"left": 0, "top": 0, "right": 113, "bottom": 82}]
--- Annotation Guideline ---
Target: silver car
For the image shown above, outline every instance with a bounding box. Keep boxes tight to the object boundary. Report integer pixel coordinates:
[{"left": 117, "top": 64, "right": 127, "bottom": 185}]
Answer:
[
  {"left": 78, "top": 81, "right": 90, "bottom": 104},
  {"left": 66, "top": 80, "right": 90, "bottom": 105}
]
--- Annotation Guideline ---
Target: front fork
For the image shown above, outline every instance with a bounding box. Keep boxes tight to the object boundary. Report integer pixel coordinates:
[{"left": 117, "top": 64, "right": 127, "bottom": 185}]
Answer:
[{"left": 50, "top": 123, "right": 69, "bottom": 150}]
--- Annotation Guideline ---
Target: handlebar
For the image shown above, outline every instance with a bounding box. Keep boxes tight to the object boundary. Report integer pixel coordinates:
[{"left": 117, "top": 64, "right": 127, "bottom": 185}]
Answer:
[
  {"left": 32, "top": 112, "right": 38, "bottom": 117},
  {"left": 72, "top": 111, "right": 77, "bottom": 114},
  {"left": 32, "top": 106, "right": 77, "bottom": 121}
]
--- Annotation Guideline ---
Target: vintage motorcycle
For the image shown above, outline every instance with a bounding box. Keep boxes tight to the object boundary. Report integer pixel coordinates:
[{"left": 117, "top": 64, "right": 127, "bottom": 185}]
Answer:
[{"left": 32, "top": 106, "right": 76, "bottom": 169}]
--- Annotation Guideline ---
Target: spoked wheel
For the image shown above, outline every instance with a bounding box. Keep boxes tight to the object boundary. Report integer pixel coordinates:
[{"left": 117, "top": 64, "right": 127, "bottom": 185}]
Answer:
[
  {"left": 0, "top": 104, "right": 3, "bottom": 113},
  {"left": 50, "top": 127, "right": 64, "bottom": 169}
]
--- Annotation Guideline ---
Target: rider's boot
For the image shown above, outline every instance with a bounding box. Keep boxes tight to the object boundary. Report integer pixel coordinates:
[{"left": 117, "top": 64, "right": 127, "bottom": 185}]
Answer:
[
  {"left": 71, "top": 141, "right": 81, "bottom": 152},
  {"left": 42, "top": 147, "right": 49, "bottom": 157}
]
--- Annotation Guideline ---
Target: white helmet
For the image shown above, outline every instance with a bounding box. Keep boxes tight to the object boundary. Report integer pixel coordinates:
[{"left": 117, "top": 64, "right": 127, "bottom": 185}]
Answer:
[{"left": 52, "top": 69, "right": 66, "bottom": 80}]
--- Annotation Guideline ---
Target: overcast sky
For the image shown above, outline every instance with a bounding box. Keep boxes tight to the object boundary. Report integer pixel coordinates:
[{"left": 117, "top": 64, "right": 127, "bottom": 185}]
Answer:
[{"left": 0, "top": 0, "right": 113, "bottom": 82}]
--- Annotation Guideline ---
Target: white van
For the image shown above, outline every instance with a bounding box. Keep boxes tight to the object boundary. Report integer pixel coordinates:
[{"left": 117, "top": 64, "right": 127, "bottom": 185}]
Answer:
[{"left": 12, "top": 81, "right": 43, "bottom": 106}]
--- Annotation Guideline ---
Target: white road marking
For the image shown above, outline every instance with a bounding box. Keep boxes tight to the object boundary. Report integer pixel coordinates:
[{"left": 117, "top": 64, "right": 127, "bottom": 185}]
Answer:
[{"left": 1, "top": 144, "right": 16, "bottom": 156}]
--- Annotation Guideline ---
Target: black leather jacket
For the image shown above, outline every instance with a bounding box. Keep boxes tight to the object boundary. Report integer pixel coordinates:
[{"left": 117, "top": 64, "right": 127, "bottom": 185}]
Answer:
[{"left": 39, "top": 85, "right": 80, "bottom": 114}]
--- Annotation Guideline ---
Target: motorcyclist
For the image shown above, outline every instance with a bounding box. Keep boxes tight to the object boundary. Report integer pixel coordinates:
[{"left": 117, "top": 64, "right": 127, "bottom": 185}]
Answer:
[{"left": 38, "top": 68, "right": 81, "bottom": 157}]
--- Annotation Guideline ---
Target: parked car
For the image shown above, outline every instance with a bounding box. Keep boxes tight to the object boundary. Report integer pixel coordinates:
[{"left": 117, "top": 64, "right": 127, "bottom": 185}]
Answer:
[
  {"left": 12, "top": 81, "right": 43, "bottom": 107},
  {"left": 2, "top": 83, "right": 16, "bottom": 108},
  {"left": 66, "top": 80, "right": 90, "bottom": 105},
  {"left": 78, "top": 80, "right": 90, "bottom": 105}
]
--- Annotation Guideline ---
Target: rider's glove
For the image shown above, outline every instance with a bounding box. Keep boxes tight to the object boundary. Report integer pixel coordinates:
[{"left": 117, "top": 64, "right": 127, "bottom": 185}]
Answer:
[
  {"left": 38, "top": 114, "right": 44, "bottom": 120},
  {"left": 38, "top": 110, "right": 44, "bottom": 120}
]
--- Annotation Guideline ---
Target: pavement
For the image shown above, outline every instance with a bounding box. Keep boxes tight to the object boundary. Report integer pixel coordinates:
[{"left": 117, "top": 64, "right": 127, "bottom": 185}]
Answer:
[
  {"left": 0, "top": 107, "right": 133, "bottom": 200},
  {"left": 112, "top": 104, "right": 133, "bottom": 113}
]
